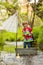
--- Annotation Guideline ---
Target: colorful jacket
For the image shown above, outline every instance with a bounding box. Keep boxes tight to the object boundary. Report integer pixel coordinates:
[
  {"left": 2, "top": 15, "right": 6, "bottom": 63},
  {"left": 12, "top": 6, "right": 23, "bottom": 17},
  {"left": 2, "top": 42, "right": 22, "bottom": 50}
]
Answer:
[{"left": 22, "top": 27, "right": 33, "bottom": 42}]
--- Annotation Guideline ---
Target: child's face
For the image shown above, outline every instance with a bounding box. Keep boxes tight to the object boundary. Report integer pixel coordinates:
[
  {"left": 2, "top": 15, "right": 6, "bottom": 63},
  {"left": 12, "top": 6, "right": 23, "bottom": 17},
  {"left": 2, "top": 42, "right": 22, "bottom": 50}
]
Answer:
[{"left": 23, "top": 24, "right": 28, "bottom": 28}]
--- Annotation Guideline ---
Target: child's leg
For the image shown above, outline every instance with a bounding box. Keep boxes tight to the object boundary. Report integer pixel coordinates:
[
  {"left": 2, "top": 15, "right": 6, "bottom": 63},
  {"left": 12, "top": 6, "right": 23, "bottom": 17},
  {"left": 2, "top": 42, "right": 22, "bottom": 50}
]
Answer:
[
  {"left": 28, "top": 42, "right": 31, "bottom": 48},
  {"left": 24, "top": 42, "right": 26, "bottom": 48}
]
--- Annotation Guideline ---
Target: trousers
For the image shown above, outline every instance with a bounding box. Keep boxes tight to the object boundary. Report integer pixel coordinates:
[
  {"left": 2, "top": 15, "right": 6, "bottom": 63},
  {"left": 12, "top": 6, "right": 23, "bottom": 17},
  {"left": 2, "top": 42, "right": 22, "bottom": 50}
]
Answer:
[{"left": 24, "top": 42, "right": 31, "bottom": 48}]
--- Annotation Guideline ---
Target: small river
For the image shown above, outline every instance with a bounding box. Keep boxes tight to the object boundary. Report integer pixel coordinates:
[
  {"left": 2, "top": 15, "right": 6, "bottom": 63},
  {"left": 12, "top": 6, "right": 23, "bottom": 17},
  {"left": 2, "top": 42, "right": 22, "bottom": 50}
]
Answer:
[{"left": 0, "top": 51, "right": 43, "bottom": 65}]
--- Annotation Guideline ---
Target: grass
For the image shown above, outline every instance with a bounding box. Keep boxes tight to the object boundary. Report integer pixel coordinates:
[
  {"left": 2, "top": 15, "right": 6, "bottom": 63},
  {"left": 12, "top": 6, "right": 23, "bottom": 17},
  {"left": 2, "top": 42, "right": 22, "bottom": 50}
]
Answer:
[
  {"left": 3, "top": 44, "right": 23, "bottom": 53},
  {"left": 3, "top": 45, "right": 16, "bottom": 53}
]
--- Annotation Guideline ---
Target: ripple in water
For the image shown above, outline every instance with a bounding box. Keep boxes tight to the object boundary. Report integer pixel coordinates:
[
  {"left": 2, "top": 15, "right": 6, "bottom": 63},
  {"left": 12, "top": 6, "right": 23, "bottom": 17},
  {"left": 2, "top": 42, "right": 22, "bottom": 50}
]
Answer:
[{"left": 0, "top": 51, "right": 43, "bottom": 65}]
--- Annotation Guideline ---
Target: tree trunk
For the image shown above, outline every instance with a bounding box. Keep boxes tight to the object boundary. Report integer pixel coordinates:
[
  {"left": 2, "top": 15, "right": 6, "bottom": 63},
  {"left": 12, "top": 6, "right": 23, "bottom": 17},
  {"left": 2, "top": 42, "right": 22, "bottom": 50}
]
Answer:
[{"left": 31, "top": 0, "right": 36, "bottom": 29}]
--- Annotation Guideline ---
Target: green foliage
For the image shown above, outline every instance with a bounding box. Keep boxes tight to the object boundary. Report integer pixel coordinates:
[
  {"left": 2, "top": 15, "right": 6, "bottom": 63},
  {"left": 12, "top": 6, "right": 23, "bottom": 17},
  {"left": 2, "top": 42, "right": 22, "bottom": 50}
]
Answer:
[
  {"left": 3, "top": 31, "right": 16, "bottom": 41},
  {"left": 13, "top": 0, "right": 18, "bottom": 4},
  {"left": 37, "top": 26, "right": 43, "bottom": 50},
  {"left": 32, "top": 26, "right": 43, "bottom": 50},
  {"left": 0, "top": 1, "right": 19, "bottom": 15},
  {"left": 17, "top": 27, "right": 24, "bottom": 41},
  {"left": 36, "top": 0, "right": 43, "bottom": 21},
  {"left": 0, "top": 2, "right": 14, "bottom": 8},
  {"left": 19, "top": 12, "right": 27, "bottom": 22},
  {"left": 3, "top": 45, "right": 15, "bottom": 53},
  {"left": 0, "top": 31, "right": 5, "bottom": 50},
  {"left": 34, "top": 15, "right": 42, "bottom": 27},
  {"left": 0, "top": 31, "right": 5, "bottom": 45},
  {"left": 33, "top": 27, "right": 40, "bottom": 39},
  {"left": 0, "top": 27, "right": 23, "bottom": 42},
  {"left": 37, "top": 26, "right": 43, "bottom": 44}
]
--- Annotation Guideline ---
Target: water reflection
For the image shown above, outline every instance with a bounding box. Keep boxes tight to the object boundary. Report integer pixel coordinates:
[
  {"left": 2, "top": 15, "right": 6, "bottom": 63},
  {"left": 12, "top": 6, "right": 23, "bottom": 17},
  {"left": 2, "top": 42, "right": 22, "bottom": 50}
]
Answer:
[{"left": 0, "top": 51, "right": 43, "bottom": 65}]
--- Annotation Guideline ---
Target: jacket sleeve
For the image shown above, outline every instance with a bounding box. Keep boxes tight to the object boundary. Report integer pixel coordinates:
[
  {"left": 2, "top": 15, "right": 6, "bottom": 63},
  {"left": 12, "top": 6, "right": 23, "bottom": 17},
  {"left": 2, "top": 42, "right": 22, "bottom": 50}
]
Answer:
[
  {"left": 29, "top": 28, "right": 32, "bottom": 32},
  {"left": 22, "top": 29, "right": 26, "bottom": 37}
]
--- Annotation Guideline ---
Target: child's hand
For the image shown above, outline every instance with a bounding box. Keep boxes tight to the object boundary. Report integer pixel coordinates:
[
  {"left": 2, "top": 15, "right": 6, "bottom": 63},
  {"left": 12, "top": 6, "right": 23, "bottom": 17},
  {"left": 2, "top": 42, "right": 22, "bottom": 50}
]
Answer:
[
  {"left": 26, "top": 30, "right": 30, "bottom": 35},
  {"left": 29, "top": 34, "right": 31, "bottom": 36}
]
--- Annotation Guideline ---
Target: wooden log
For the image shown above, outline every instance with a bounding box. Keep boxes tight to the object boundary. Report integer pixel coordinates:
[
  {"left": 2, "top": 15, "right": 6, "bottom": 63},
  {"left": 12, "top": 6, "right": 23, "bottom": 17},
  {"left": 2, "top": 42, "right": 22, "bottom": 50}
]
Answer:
[{"left": 15, "top": 48, "right": 37, "bottom": 56}]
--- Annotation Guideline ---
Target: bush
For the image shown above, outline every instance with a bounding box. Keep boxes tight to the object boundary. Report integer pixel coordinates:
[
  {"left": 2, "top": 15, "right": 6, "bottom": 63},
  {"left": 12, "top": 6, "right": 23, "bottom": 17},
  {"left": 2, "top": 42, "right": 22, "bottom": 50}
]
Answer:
[
  {"left": 0, "top": 27, "right": 23, "bottom": 42},
  {"left": 33, "top": 27, "right": 40, "bottom": 39},
  {"left": 0, "top": 31, "right": 5, "bottom": 50},
  {"left": 37, "top": 26, "right": 43, "bottom": 50},
  {"left": 37, "top": 26, "right": 43, "bottom": 43},
  {"left": 32, "top": 27, "right": 40, "bottom": 47}
]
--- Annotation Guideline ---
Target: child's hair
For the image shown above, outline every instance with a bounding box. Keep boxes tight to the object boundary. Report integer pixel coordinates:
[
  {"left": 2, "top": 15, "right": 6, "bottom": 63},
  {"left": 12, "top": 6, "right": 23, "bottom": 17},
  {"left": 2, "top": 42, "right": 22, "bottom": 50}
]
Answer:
[{"left": 22, "top": 21, "right": 28, "bottom": 25}]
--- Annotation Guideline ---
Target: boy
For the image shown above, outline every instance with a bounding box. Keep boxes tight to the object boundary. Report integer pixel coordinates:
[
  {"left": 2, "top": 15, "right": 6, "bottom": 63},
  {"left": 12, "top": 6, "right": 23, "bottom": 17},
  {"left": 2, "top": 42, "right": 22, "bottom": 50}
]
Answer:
[{"left": 22, "top": 21, "right": 33, "bottom": 48}]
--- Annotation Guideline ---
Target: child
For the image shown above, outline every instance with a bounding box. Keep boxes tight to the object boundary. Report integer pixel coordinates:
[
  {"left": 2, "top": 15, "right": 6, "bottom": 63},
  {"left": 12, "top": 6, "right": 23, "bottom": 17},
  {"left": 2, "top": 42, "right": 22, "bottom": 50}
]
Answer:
[{"left": 22, "top": 21, "right": 33, "bottom": 48}]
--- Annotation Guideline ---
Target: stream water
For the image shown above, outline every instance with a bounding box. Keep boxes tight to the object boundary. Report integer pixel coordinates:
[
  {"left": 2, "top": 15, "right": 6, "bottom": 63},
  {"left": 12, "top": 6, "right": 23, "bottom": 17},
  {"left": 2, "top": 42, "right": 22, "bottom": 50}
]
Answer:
[{"left": 0, "top": 51, "right": 43, "bottom": 65}]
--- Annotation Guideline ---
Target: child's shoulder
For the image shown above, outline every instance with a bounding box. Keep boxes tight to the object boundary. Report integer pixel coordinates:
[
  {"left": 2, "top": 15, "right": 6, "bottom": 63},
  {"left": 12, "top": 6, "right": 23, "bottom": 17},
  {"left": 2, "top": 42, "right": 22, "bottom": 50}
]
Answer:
[{"left": 27, "top": 26, "right": 32, "bottom": 31}]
